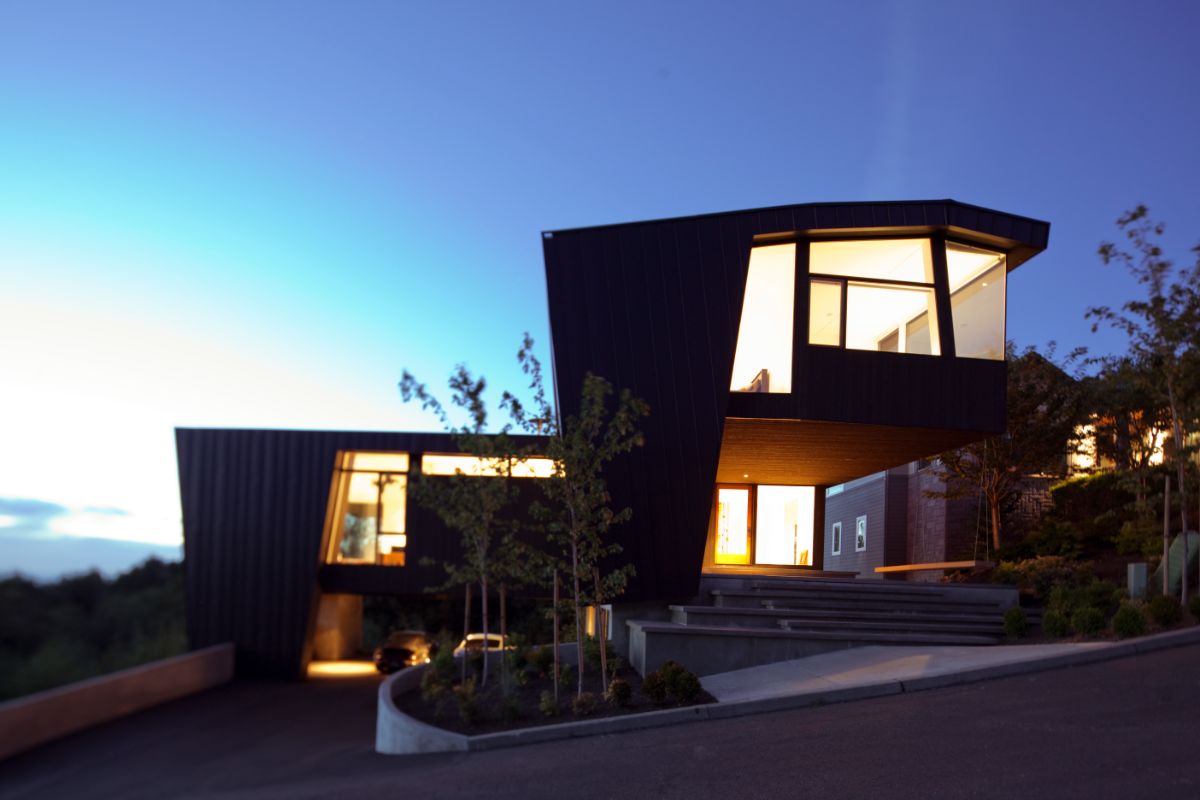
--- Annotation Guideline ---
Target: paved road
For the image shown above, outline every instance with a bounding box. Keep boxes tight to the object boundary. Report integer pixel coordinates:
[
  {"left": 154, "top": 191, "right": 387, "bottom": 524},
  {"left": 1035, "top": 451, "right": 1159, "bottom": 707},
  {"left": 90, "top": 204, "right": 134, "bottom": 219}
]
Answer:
[{"left": 4, "top": 646, "right": 1200, "bottom": 799}]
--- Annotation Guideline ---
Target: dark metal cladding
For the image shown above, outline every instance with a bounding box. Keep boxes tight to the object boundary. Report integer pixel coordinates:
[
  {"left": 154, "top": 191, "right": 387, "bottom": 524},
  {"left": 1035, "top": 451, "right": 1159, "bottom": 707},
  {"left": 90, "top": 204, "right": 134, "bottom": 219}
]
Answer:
[
  {"left": 542, "top": 199, "right": 1049, "bottom": 605},
  {"left": 176, "top": 428, "right": 544, "bottom": 678}
]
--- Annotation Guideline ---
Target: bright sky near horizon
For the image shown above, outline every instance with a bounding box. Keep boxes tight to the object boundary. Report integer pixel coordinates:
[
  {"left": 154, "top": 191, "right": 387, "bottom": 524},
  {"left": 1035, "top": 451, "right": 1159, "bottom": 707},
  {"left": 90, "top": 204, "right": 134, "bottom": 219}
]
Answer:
[{"left": 1, "top": 1, "right": 1198, "bottom": 577}]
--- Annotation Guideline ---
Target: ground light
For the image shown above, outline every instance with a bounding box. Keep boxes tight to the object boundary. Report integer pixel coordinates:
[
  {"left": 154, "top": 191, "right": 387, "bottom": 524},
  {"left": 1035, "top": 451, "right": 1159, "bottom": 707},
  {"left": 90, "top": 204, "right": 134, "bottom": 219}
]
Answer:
[{"left": 307, "top": 660, "right": 379, "bottom": 678}]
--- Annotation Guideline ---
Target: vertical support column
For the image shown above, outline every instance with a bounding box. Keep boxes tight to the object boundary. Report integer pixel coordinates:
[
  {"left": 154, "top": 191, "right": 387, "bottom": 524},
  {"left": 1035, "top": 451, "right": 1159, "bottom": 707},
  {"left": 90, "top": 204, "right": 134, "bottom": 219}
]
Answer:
[
  {"left": 929, "top": 233, "right": 957, "bottom": 359},
  {"left": 812, "top": 485, "right": 826, "bottom": 571},
  {"left": 792, "top": 238, "right": 811, "bottom": 406}
]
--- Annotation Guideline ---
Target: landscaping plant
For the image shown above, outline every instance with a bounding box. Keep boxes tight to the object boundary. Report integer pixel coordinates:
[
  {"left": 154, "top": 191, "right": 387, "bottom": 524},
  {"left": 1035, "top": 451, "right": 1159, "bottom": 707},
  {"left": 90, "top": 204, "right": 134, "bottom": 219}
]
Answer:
[
  {"left": 1112, "top": 604, "right": 1147, "bottom": 639},
  {"left": 1147, "top": 594, "right": 1181, "bottom": 628},
  {"left": 1003, "top": 607, "right": 1028, "bottom": 640},
  {"left": 641, "top": 669, "right": 669, "bottom": 705},
  {"left": 571, "top": 691, "right": 598, "bottom": 717},
  {"left": 1042, "top": 609, "right": 1070, "bottom": 639},
  {"left": 1070, "top": 606, "right": 1106, "bottom": 637},
  {"left": 605, "top": 678, "right": 632, "bottom": 708}
]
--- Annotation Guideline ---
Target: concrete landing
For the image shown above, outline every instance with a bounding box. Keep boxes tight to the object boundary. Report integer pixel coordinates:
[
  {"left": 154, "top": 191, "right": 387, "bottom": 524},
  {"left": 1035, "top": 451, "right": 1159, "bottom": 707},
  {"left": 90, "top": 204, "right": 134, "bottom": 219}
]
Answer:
[{"left": 702, "top": 641, "right": 1113, "bottom": 703}]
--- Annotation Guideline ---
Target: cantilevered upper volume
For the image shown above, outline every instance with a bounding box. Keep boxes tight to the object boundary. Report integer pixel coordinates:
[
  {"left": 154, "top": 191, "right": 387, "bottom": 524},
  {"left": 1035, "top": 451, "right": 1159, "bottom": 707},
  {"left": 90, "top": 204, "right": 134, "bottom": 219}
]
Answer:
[{"left": 542, "top": 199, "right": 1048, "bottom": 585}]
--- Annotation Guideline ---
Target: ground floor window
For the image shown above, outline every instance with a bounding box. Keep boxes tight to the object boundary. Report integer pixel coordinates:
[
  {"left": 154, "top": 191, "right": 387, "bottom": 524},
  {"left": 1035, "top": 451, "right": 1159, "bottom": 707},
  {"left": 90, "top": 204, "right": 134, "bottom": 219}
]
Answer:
[
  {"left": 713, "top": 484, "right": 815, "bottom": 567},
  {"left": 831, "top": 520, "right": 842, "bottom": 555},
  {"left": 855, "top": 515, "right": 867, "bottom": 552}
]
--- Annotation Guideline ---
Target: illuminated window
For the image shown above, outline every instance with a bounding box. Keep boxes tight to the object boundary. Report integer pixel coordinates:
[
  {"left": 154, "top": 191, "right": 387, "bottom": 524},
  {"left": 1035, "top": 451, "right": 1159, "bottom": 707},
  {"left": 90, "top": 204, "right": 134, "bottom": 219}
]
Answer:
[
  {"left": 731, "top": 244, "right": 795, "bottom": 393},
  {"left": 831, "top": 520, "right": 842, "bottom": 556},
  {"left": 855, "top": 515, "right": 867, "bottom": 552},
  {"left": 947, "top": 242, "right": 1006, "bottom": 360},
  {"left": 714, "top": 487, "right": 751, "bottom": 564},
  {"left": 808, "top": 280, "right": 842, "bottom": 346},
  {"left": 754, "top": 486, "right": 814, "bottom": 566},
  {"left": 326, "top": 451, "right": 409, "bottom": 567},
  {"left": 809, "top": 239, "right": 940, "bottom": 355},
  {"left": 420, "top": 453, "right": 557, "bottom": 478}
]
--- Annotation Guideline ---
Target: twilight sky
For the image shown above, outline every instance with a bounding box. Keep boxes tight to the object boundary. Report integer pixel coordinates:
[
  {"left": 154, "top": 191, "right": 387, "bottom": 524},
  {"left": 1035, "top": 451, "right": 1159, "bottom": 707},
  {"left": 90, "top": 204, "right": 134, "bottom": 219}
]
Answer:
[{"left": 1, "top": 1, "right": 1198, "bottom": 578}]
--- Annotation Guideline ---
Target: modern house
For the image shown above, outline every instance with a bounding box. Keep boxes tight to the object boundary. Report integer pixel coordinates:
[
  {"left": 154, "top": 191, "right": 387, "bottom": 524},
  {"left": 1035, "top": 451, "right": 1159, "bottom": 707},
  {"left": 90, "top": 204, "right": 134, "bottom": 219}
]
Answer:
[{"left": 176, "top": 199, "right": 1049, "bottom": 678}]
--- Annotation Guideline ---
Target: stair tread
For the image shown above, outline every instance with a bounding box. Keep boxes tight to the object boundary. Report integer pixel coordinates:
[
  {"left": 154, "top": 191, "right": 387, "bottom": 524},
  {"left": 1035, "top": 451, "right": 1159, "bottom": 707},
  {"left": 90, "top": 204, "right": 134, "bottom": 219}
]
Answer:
[
  {"left": 672, "top": 605, "right": 1004, "bottom": 626},
  {"left": 629, "top": 620, "right": 999, "bottom": 646}
]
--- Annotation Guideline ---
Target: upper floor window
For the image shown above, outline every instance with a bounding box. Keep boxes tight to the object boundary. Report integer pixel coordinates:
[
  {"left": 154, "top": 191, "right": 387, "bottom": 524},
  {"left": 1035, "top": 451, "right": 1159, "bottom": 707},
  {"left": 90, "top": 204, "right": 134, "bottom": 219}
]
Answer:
[
  {"left": 946, "top": 242, "right": 1006, "bottom": 361},
  {"left": 808, "top": 239, "right": 941, "bottom": 356},
  {"left": 326, "top": 451, "right": 409, "bottom": 567},
  {"left": 420, "top": 453, "right": 557, "bottom": 478},
  {"left": 731, "top": 244, "right": 795, "bottom": 393}
]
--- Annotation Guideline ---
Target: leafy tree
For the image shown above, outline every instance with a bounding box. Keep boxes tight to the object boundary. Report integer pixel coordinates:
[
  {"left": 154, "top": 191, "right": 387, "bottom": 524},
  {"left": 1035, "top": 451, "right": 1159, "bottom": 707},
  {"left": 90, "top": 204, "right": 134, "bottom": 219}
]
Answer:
[
  {"left": 399, "top": 365, "right": 525, "bottom": 687},
  {"left": 931, "top": 344, "right": 1084, "bottom": 554},
  {"left": 1085, "top": 355, "right": 1170, "bottom": 505},
  {"left": 504, "top": 334, "right": 648, "bottom": 697},
  {"left": 1088, "top": 205, "right": 1200, "bottom": 538}
]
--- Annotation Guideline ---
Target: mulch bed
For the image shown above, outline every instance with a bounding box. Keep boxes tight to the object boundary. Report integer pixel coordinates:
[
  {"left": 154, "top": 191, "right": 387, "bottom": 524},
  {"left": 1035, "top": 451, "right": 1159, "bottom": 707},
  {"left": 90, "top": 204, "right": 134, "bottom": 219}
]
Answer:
[{"left": 395, "top": 662, "right": 714, "bottom": 736}]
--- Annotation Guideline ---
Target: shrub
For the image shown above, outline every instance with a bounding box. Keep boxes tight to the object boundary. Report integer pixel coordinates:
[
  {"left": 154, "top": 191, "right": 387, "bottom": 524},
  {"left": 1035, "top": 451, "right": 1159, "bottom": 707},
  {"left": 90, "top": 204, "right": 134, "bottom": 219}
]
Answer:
[
  {"left": 605, "top": 677, "right": 632, "bottom": 707},
  {"left": 428, "top": 637, "right": 456, "bottom": 684},
  {"left": 1003, "top": 607, "right": 1027, "bottom": 639},
  {"left": 528, "top": 646, "right": 554, "bottom": 678},
  {"left": 501, "top": 696, "right": 522, "bottom": 722},
  {"left": 454, "top": 677, "right": 480, "bottom": 726},
  {"left": 1147, "top": 595, "right": 1181, "bottom": 628},
  {"left": 557, "top": 664, "right": 575, "bottom": 689},
  {"left": 1070, "top": 606, "right": 1105, "bottom": 637},
  {"left": 1042, "top": 609, "right": 1069, "bottom": 639},
  {"left": 1027, "top": 519, "right": 1083, "bottom": 559},
  {"left": 667, "top": 667, "right": 702, "bottom": 704},
  {"left": 993, "top": 556, "right": 1093, "bottom": 600},
  {"left": 572, "top": 691, "right": 598, "bottom": 717},
  {"left": 420, "top": 668, "right": 448, "bottom": 703},
  {"left": 642, "top": 670, "right": 669, "bottom": 704},
  {"left": 1112, "top": 604, "right": 1146, "bottom": 639},
  {"left": 538, "top": 689, "right": 558, "bottom": 717},
  {"left": 582, "top": 635, "right": 614, "bottom": 671},
  {"left": 1189, "top": 594, "right": 1200, "bottom": 621}
]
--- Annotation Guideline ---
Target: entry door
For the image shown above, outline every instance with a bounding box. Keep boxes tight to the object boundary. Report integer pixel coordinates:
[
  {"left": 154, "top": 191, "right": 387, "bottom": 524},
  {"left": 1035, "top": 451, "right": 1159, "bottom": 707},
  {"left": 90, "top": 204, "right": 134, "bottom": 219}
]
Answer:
[{"left": 714, "top": 486, "right": 752, "bottom": 565}]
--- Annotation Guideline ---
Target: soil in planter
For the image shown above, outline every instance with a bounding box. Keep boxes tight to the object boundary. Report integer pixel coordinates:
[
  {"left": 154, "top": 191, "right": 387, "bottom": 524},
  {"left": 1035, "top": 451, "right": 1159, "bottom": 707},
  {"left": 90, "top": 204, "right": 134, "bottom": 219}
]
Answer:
[{"left": 396, "top": 661, "right": 715, "bottom": 736}]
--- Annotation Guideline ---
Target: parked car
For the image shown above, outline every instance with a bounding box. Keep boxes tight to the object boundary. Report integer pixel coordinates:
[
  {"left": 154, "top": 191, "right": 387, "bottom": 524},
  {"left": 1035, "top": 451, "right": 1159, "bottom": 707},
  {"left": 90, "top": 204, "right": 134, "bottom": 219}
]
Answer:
[
  {"left": 373, "top": 630, "right": 433, "bottom": 674},
  {"left": 453, "top": 632, "right": 505, "bottom": 656}
]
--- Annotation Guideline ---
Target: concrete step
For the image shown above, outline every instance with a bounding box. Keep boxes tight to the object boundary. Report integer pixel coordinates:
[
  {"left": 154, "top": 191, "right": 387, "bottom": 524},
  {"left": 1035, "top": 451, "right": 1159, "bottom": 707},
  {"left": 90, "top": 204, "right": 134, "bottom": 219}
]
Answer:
[
  {"left": 776, "top": 617, "right": 1003, "bottom": 641},
  {"left": 713, "top": 590, "right": 1000, "bottom": 614},
  {"left": 626, "top": 619, "right": 997, "bottom": 677},
  {"left": 670, "top": 604, "right": 1006, "bottom": 632}
]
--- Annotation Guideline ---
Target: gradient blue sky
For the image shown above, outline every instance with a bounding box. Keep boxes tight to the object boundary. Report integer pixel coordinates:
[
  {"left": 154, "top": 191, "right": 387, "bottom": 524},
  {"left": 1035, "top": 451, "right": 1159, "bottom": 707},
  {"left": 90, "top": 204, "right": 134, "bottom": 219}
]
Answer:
[{"left": 2, "top": 1, "right": 1198, "bottom": 578}]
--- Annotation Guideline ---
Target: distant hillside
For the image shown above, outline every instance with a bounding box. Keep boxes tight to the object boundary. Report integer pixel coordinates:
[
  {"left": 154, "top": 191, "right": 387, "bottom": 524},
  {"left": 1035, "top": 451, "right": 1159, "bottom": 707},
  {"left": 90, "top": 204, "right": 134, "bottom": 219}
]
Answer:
[
  {"left": 0, "top": 535, "right": 182, "bottom": 582},
  {"left": 0, "top": 557, "right": 186, "bottom": 701}
]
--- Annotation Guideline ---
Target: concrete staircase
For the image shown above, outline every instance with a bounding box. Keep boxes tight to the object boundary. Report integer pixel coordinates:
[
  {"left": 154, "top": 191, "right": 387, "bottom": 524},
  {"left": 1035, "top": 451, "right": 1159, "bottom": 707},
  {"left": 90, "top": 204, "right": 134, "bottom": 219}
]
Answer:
[{"left": 626, "top": 574, "right": 1021, "bottom": 677}]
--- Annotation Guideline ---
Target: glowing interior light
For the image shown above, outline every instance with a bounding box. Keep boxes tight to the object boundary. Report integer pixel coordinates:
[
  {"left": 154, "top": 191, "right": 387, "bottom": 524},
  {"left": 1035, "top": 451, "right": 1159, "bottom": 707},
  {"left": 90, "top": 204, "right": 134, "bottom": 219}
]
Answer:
[
  {"left": 730, "top": 244, "right": 795, "bottom": 393},
  {"left": 420, "top": 454, "right": 557, "bottom": 478},
  {"left": 345, "top": 451, "right": 410, "bottom": 472},
  {"left": 714, "top": 487, "right": 751, "bottom": 564}
]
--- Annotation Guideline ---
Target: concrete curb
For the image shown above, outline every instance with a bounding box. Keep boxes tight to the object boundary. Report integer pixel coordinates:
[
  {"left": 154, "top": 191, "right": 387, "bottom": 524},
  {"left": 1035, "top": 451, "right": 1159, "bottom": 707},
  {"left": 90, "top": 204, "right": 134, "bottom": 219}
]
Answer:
[{"left": 376, "top": 625, "right": 1200, "bottom": 755}]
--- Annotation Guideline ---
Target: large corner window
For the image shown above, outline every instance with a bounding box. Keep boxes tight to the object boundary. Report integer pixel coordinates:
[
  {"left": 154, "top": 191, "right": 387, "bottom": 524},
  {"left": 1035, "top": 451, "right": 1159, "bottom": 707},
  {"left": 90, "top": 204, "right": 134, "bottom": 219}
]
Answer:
[
  {"left": 731, "top": 243, "right": 795, "bottom": 393},
  {"left": 808, "top": 239, "right": 941, "bottom": 356},
  {"left": 947, "top": 242, "right": 1006, "bottom": 360},
  {"left": 326, "top": 451, "right": 409, "bottom": 567}
]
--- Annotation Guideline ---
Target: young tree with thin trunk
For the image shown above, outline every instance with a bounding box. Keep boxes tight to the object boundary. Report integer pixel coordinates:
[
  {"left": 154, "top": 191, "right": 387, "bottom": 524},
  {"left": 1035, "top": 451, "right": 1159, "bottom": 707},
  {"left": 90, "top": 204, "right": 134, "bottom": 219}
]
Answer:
[
  {"left": 399, "top": 366, "right": 523, "bottom": 688},
  {"left": 504, "top": 334, "right": 648, "bottom": 698}
]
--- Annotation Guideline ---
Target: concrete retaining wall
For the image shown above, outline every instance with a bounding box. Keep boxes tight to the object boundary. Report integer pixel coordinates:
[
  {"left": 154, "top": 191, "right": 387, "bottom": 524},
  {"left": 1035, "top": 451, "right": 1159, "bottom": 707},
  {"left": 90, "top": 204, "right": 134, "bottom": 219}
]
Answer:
[{"left": 0, "top": 643, "right": 235, "bottom": 762}]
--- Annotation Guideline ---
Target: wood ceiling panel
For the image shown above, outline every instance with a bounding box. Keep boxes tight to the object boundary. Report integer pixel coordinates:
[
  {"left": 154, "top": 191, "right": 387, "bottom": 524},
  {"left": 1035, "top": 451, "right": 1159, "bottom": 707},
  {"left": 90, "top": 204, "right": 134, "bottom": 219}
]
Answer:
[{"left": 716, "top": 418, "right": 983, "bottom": 486}]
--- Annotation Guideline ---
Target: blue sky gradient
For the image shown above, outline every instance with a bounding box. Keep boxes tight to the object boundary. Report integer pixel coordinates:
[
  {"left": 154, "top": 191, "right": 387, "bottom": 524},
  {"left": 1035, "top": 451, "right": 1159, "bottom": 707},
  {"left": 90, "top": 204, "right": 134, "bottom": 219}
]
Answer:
[{"left": 1, "top": 1, "right": 1198, "bottom": 577}]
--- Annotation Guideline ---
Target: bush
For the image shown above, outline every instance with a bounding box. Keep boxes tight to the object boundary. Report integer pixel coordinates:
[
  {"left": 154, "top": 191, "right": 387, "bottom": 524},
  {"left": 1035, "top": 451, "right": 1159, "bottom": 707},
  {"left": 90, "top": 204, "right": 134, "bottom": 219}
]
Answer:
[
  {"left": 642, "top": 670, "right": 669, "bottom": 704},
  {"left": 1042, "top": 609, "right": 1069, "bottom": 639},
  {"left": 1147, "top": 595, "right": 1182, "bottom": 628},
  {"left": 1070, "top": 606, "right": 1106, "bottom": 637},
  {"left": 528, "top": 646, "right": 554, "bottom": 678},
  {"left": 1026, "top": 519, "right": 1083, "bottom": 560},
  {"left": 1189, "top": 594, "right": 1200, "bottom": 620},
  {"left": 605, "top": 677, "right": 632, "bottom": 707},
  {"left": 1003, "top": 607, "right": 1027, "bottom": 639},
  {"left": 993, "top": 557, "right": 1093, "bottom": 600},
  {"left": 501, "top": 696, "right": 522, "bottom": 722},
  {"left": 557, "top": 664, "right": 575, "bottom": 689},
  {"left": 454, "top": 677, "right": 480, "bottom": 726},
  {"left": 538, "top": 689, "right": 558, "bottom": 717},
  {"left": 1112, "top": 604, "right": 1146, "bottom": 639},
  {"left": 420, "top": 668, "right": 448, "bottom": 703},
  {"left": 667, "top": 668, "right": 702, "bottom": 704},
  {"left": 582, "top": 635, "right": 614, "bottom": 672},
  {"left": 572, "top": 691, "right": 598, "bottom": 717}
]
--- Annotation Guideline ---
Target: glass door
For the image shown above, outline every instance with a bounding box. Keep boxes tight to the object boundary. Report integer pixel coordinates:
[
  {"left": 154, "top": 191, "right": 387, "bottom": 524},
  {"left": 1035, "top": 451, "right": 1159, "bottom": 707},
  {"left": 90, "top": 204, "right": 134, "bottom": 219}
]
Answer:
[{"left": 714, "top": 486, "right": 752, "bottom": 565}]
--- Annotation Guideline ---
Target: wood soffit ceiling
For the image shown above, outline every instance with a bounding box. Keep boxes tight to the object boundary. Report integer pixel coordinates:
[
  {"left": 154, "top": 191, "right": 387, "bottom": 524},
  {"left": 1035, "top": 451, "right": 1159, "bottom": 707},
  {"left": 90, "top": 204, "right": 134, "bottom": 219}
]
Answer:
[{"left": 716, "top": 418, "right": 985, "bottom": 486}]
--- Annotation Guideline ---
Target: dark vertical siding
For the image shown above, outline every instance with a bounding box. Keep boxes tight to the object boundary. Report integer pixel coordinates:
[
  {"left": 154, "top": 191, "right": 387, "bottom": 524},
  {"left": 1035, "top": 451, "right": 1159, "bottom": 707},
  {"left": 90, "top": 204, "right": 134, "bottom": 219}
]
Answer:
[
  {"left": 823, "top": 474, "right": 888, "bottom": 575},
  {"left": 177, "top": 428, "right": 544, "bottom": 678}
]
